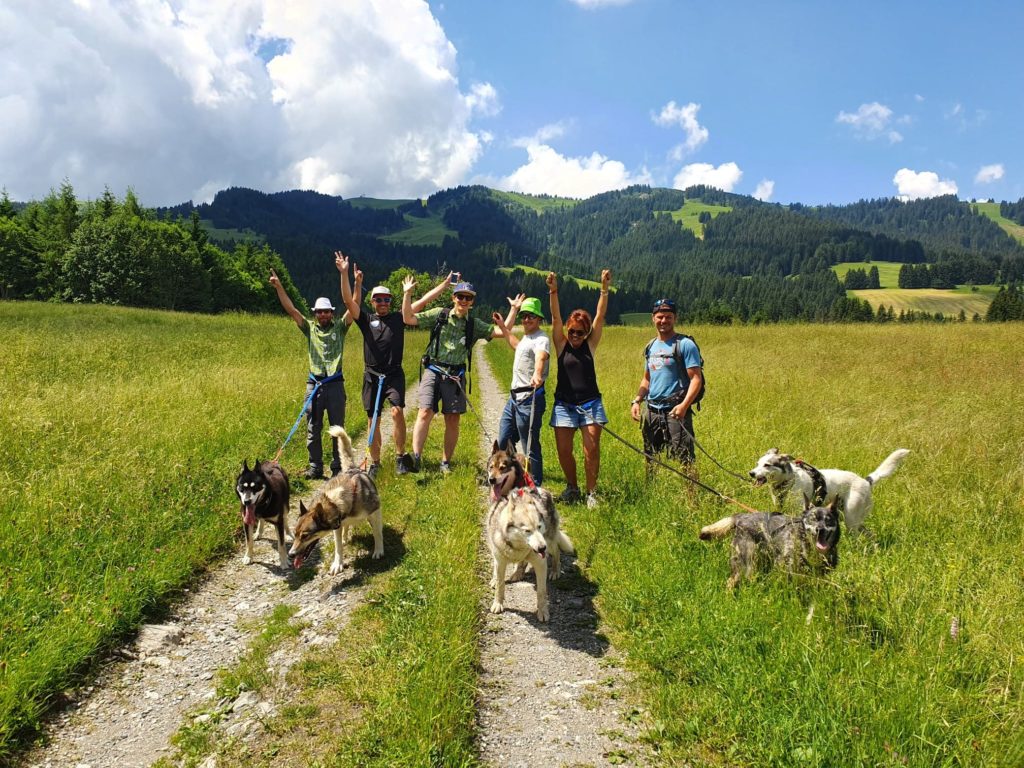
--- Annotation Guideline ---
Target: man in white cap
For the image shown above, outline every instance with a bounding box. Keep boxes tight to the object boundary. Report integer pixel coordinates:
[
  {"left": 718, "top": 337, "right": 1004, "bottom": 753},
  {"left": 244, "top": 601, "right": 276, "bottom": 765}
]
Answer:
[
  {"left": 336, "top": 252, "right": 443, "bottom": 478},
  {"left": 269, "top": 263, "right": 356, "bottom": 479}
]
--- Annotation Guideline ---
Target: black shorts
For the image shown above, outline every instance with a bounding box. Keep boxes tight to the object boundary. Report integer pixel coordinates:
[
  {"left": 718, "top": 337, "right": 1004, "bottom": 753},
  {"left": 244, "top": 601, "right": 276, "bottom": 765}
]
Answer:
[
  {"left": 362, "top": 369, "right": 406, "bottom": 414},
  {"left": 641, "top": 405, "right": 695, "bottom": 465}
]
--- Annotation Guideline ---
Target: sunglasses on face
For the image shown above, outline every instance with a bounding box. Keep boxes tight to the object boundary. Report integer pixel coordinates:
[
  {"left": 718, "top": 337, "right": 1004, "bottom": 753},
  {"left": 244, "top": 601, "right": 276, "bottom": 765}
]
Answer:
[
  {"left": 371, "top": 296, "right": 392, "bottom": 303},
  {"left": 567, "top": 329, "right": 586, "bottom": 338},
  {"left": 520, "top": 313, "right": 539, "bottom": 321},
  {"left": 454, "top": 294, "right": 475, "bottom": 302}
]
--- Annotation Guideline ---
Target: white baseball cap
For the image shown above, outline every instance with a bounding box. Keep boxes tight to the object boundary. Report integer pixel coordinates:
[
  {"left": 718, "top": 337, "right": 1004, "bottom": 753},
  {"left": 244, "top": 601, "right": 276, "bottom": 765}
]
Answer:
[
  {"left": 370, "top": 285, "right": 392, "bottom": 297},
  {"left": 312, "top": 297, "right": 335, "bottom": 311}
]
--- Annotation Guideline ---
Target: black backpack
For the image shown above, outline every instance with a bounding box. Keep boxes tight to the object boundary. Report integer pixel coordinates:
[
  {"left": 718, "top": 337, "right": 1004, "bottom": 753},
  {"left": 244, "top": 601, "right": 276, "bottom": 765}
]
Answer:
[
  {"left": 421, "top": 308, "right": 476, "bottom": 391},
  {"left": 643, "top": 333, "right": 705, "bottom": 411}
]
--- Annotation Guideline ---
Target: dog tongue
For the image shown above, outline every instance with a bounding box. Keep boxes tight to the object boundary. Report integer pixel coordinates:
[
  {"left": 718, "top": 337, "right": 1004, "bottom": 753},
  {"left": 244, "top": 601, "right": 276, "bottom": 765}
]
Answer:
[
  {"left": 816, "top": 541, "right": 830, "bottom": 552},
  {"left": 243, "top": 504, "right": 256, "bottom": 527}
]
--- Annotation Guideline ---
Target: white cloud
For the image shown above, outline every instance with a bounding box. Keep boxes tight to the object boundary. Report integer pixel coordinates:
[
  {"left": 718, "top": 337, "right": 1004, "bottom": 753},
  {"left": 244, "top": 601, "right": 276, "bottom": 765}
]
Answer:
[
  {"left": 975, "top": 164, "right": 1005, "bottom": 184},
  {"left": 753, "top": 179, "right": 775, "bottom": 201},
  {"left": 836, "top": 102, "right": 903, "bottom": 143},
  {"left": 568, "top": 0, "right": 638, "bottom": 8},
  {"left": 512, "top": 121, "right": 571, "bottom": 148},
  {"left": 893, "top": 168, "right": 958, "bottom": 200},
  {"left": 496, "top": 143, "right": 651, "bottom": 199},
  {"left": 914, "top": 94, "right": 925, "bottom": 103},
  {"left": 672, "top": 162, "right": 742, "bottom": 192},
  {"left": 0, "top": 0, "right": 496, "bottom": 204},
  {"left": 653, "top": 101, "right": 708, "bottom": 160}
]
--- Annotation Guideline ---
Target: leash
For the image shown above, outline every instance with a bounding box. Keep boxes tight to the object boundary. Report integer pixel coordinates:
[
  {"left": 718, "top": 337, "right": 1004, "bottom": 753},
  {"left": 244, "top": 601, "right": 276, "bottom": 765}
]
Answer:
[
  {"left": 273, "top": 372, "right": 342, "bottom": 463},
  {"left": 673, "top": 416, "right": 751, "bottom": 483},
  {"left": 572, "top": 402, "right": 760, "bottom": 513},
  {"left": 366, "top": 373, "right": 386, "bottom": 449},
  {"left": 523, "top": 385, "right": 538, "bottom": 479},
  {"left": 427, "top": 363, "right": 494, "bottom": 443}
]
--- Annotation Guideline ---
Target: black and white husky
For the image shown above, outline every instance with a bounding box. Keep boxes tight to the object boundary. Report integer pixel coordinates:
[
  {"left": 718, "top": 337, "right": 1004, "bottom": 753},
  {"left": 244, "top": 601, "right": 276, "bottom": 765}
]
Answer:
[
  {"left": 748, "top": 448, "right": 910, "bottom": 534},
  {"left": 235, "top": 459, "right": 290, "bottom": 568}
]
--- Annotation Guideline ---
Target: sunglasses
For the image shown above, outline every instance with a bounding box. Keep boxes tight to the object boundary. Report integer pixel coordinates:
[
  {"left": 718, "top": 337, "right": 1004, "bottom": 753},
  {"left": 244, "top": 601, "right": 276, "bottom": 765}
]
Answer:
[
  {"left": 371, "top": 296, "right": 392, "bottom": 303},
  {"left": 520, "top": 312, "right": 539, "bottom": 321},
  {"left": 652, "top": 298, "right": 677, "bottom": 313},
  {"left": 454, "top": 294, "right": 475, "bottom": 302},
  {"left": 567, "top": 329, "right": 586, "bottom": 338}
]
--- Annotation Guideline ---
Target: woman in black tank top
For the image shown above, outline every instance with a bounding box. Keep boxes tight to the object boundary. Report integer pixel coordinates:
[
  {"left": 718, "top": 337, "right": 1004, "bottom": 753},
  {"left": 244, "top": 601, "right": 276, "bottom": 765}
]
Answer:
[{"left": 546, "top": 269, "right": 612, "bottom": 509}]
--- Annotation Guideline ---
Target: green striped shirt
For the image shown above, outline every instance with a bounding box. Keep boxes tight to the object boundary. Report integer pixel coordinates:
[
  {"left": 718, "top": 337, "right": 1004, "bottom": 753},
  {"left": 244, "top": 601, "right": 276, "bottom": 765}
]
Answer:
[{"left": 301, "top": 318, "right": 349, "bottom": 376}]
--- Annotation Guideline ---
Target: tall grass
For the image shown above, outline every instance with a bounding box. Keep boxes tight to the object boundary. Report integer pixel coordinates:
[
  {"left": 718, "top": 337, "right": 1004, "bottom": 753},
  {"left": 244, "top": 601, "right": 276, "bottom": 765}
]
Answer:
[
  {"left": 487, "top": 322, "right": 1024, "bottom": 766},
  {"left": 0, "top": 302, "right": 367, "bottom": 759}
]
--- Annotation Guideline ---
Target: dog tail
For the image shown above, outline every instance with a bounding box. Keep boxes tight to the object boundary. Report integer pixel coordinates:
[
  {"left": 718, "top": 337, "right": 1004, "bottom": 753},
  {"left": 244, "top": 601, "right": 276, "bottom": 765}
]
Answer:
[
  {"left": 556, "top": 530, "right": 575, "bottom": 554},
  {"left": 699, "top": 516, "right": 735, "bottom": 540},
  {"left": 328, "top": 425, "right": 357, "bottom": 472},
  {"left": 866, "top": 448, "right": 910, "bottom": 486}
]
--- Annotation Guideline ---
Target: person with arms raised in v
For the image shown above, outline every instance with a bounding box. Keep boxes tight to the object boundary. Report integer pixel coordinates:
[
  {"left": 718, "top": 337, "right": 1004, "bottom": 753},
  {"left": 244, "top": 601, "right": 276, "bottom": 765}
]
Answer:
[
  {"left": 491, "top": 296, "right": 550, "bottom": 485},
  {"left": 337, "top": 252, "right": 437, "bottom": 479},
  {"left": 548, "top": 269, "right": 612, "bottom": 509},
  {"left": 269, "top": 261, "right": 357, "bottom": 479},
  {"left": 630, "top": 297, "right": 704, "bottom": 483},
  {"left": 403, "top": 277, "right": 523, "bottom": 473}
]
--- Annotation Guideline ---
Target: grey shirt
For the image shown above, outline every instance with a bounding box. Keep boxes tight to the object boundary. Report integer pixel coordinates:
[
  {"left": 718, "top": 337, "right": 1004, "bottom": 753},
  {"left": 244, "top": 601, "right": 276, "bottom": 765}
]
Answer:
[{"left": 511, "top": 330, "right": 551, "bottom": 398}]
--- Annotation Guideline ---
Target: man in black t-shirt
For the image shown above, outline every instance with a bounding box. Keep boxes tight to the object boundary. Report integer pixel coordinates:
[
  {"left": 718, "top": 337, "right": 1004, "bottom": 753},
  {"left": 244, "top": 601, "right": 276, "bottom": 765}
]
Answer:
[{"left": 337, "top": 252, "right": 425, "bottom": 477}]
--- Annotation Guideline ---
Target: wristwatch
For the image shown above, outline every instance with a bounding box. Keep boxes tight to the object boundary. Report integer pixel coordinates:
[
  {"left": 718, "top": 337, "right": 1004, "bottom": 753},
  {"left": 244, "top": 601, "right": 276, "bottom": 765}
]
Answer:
[{"left": 631, "top": 397, "right": 642, "bottom": 405}]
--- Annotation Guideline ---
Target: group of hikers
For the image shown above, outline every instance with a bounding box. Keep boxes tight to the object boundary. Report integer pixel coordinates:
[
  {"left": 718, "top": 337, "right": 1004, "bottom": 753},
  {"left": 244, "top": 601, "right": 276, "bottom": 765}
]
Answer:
[{"left": 270, "top": 253, "right": 704, "bottom": 508}]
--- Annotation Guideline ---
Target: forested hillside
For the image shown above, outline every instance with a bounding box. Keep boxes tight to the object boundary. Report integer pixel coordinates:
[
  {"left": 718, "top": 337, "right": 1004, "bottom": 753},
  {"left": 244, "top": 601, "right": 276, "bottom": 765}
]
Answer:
[{"left": 5, "top": 182, "right": 1023, "bottom": 323}]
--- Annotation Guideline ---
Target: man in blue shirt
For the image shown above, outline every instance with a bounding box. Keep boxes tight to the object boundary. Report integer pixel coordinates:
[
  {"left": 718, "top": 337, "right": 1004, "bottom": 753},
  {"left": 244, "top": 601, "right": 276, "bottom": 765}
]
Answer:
[{"left": 629, "top": 298, "right": 704, "bottom": 474}]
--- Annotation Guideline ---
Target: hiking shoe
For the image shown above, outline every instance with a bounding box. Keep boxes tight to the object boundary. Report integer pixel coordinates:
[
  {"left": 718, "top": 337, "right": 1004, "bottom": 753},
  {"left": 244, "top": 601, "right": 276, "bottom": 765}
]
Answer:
[
  {"left": 557, "top": 486, "right": 581, "bottom": 504},
  {"left": 367, "top": 462, "right": 381, "bottom": 480},
  {"left": 304, "top": 467, "right": 324, "bottom": 480},
  {"left": 396, "top": 454, "right": 410, "bottom": 476},
  {"left": 586, "top": 491, "right": 599, "bottom": 509},
  {"left": 439, "top": 460, "right": 452, "bottom": 475},
  {"left": 410, "top": 453, "right": 421, "bottom": 473}
]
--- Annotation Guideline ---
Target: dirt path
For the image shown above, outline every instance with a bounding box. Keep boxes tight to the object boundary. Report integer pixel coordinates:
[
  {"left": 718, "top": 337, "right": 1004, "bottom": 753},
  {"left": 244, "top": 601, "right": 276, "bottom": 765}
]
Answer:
[
  {"left": 473, "top": 344, "right": 650, "bottom": 767},
  {"left": 21, "top": 426, "right": 388, "bottom": 768}
]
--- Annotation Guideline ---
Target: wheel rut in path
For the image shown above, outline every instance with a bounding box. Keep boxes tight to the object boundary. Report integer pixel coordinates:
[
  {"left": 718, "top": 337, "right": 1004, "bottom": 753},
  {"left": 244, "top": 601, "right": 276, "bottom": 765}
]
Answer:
[
  {"left": 22, "top": 421, "right": 394, "bottom": 768},
  {"left": 473, "top": 344, "right": 650, "bottom": 767}
]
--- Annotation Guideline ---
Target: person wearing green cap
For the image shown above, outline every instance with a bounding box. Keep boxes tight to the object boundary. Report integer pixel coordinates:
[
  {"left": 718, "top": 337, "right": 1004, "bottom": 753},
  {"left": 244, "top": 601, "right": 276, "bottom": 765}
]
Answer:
[{"left": 491, "top": 297, "right": 550, "bottom": 485}]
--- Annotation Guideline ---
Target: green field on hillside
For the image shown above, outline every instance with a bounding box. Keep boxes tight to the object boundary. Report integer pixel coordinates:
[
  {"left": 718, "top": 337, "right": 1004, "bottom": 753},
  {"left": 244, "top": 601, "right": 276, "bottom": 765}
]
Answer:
[
  {"left": 379, "top": 212, "right": 458, "bottom": 246},
  {"left": 831, "top": 260, "right": 903, "bottom": 287},
  {"left": 498, "top": 263, "right": 609, "bottom": 291},
  {"left": 347, "top": 196, "right": 415, "bottom": 210},
  {"left": 973, "top": 201, "right": 1024, "bottom": 244},
  {"left": 659, "top": 198, "right": 733, "bottom": 238},
  {"left": 490, "top": 189, "right": 579, "bottom": 213},
  {"left": 852, "top": 285, "right": 996, "bottom": 317},
  {"left": 199, "top": 219, "right": 264, "bottom": 245}
]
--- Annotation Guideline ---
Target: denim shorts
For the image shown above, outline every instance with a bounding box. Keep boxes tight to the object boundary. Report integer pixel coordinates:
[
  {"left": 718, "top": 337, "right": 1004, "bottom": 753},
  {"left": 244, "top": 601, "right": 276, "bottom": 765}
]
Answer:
[{"left": 550, "top": 397, "right": 608, "bottom": 428}]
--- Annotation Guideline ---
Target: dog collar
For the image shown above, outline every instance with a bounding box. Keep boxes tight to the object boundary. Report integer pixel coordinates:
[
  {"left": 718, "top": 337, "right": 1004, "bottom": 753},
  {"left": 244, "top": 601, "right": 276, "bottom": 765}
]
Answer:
[{"left": 795, "top": 459, "right": 828, "bottom": 505}]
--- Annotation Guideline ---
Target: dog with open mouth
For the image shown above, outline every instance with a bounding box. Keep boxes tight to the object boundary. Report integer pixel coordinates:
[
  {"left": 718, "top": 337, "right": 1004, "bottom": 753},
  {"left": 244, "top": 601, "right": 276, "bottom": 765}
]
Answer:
[
  {"left": 289, "top": 425, "right": 383, "bottom": 575},
  {"left": 234, "top": 459, "right": 290, "bottom": 569},
  {"left": 748, "top": 448, "right": 909, "bottom": 534},
  {"left": 699, "top": 497, "right": 841, "bottom": 590},
  {"left": 486, "top": 440, "right": 573, "bottom": 582}
]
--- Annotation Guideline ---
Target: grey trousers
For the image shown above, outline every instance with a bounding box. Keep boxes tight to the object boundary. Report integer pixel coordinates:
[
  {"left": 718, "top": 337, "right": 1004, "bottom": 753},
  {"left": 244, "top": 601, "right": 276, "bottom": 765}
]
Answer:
[{"left": 306, "top": 378, "right": 346, "bottom": 472}]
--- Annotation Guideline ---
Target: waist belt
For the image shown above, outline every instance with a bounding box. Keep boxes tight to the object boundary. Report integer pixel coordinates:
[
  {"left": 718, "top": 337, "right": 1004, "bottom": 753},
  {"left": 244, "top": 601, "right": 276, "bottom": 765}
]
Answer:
[
  {"left": 309, "top": 372, "right": 342, "bottom": 383},
  {"left": 426, "top": 361, "right": 465, "bottom": 374},
  {"left": 511, "top": 385, "right": 545, "bottom": 396}
]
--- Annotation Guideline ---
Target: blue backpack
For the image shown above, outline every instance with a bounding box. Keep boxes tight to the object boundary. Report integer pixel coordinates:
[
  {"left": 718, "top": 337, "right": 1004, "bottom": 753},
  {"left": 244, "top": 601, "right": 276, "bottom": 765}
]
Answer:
[{"left": 643, "top": 333, "right": 705, "bottom": 411}]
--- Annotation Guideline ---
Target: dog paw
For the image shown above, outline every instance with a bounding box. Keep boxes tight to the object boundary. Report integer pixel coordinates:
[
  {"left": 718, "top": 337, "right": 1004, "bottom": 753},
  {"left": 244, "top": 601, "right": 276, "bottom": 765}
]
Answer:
[
  {"left": 489, "top": 600, "right": 505, "bottom": 614},
  {"left": 372, "top": 549, "right": 384, "bottom": 560},
  {"left": 328, "top": 561, "right": 343, "bottom": 576},
  {"left": 242, "top": 554, "right": 252, "bottom": 565},
  {"left": 536, "top": 604, "right": 550, "bottom": 622}
]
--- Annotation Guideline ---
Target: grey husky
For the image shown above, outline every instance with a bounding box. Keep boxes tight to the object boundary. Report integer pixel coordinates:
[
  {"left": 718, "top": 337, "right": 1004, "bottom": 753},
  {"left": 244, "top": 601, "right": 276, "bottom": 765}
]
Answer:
[
  {"left": 748, "top": 448, "right": 909, "bottom": 534},
  {"left": 235, "top": 459, "right": 290, "bottom": 568},
  {"left": 699, "top": 497, "right": 841, "bottom": 590},
  {"left": 289, "top": 426, "right": 383, "bottom": 575}
]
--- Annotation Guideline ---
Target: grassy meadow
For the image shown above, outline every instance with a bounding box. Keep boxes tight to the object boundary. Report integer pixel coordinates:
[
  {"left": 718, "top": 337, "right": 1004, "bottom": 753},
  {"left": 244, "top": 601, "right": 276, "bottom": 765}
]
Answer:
[
  {"left": 851, "top": 286, "right": 996, "bottom": 318},
  {"left": 487, "top": 322, "right": 1024, "bottom": 766},
  {"left": 497, "top": 263, "right": 608, "bottom": 291},
  {"left": 3, "top": 300, "right": 1023, "bottom": 766},
  {"left": 660, "top": 199, "right": 733, "bottom": 238},
  {"left": 380, "top": 212, "right": 459, "bottom": 246},
  {"left": 832, "top": 260, "right": 903, "bottom": 287},
  {"left": 973, "top": 202, "right": 1024, "bottom": 245}
]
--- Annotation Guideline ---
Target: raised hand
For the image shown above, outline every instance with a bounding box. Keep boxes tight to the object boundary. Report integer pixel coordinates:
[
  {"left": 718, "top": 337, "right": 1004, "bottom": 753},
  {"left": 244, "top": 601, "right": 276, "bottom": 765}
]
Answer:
[
  {"left": 545, "top": 272, "right": 557, "bottom": 290},
  {"left": 402, "top": 274, "right": 417, "bottom": 294},
  {"left": 353, "top": 264, "right": 364, "bottom": 284},
  {"left": 601, "top": 269, "right": 612, "bottom": 290},
  {"left": 507, "top": 293, "right": 526, "bottom": 310},
  {"left": 269, "top": 269, "right": 281, "bottom": 287},
  {"left": 335, "top": 251, "right": 349, "bottom": 272}
]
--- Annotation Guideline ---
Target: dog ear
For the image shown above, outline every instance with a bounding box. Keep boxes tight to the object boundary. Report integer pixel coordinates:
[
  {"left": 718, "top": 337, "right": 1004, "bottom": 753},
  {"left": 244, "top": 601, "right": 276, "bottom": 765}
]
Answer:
[
  {"left": 827, "top": 497, "right": 839, "bottom": 513},
  {"left": 768, "top": 448, "right": 779, "bottom": 455},
  {"left": 243, "top": 459, "right": 250, "bottom": 472},
  {"left": 505, "top": 440, "right": 517, "bottom": 456},
  {"left": 802, "top": 492, "right": 812, "bottom": 510},
  {"left": 492, "top": 440, "right": 500, "bottom": 454},
  {"left": 298, "top": 500, "right": 308, "bottom": 516}
]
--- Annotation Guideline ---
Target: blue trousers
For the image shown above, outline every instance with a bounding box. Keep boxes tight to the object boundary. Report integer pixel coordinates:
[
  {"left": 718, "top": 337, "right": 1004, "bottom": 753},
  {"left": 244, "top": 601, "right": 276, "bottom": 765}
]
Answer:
[{"left": 497, "top": 393, "right": 546, "bottom": 486}]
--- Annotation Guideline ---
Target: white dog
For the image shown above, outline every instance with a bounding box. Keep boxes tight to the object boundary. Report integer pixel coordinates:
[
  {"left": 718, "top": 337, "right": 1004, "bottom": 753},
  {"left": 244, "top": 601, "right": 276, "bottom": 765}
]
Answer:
[{"left": 748, "top": 448, "right": 909, "bottom": 534}]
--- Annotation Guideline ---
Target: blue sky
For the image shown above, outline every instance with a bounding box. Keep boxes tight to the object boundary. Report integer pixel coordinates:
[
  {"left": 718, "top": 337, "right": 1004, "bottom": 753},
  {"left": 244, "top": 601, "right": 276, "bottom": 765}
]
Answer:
[{"left": 2, "top": 0, "right": 1021, "bottom": 206}]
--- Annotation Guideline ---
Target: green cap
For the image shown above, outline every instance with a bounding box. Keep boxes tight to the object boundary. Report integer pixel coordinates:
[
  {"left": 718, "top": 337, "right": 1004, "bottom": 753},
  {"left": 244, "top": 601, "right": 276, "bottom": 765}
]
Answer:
[{"left": 519, "top": 297, "right": 544, "bottom": 320}]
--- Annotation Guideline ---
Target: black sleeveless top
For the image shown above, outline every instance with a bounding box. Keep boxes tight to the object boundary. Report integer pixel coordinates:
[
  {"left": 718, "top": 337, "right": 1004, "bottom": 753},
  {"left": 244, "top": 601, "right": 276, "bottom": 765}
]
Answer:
[{"left": 554, "top": 340, "right": 601, "bottom": 405}]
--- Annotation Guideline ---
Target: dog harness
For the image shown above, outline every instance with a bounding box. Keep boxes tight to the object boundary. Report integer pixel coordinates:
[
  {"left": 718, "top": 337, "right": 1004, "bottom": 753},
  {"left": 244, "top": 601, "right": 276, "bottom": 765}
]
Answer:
[{"left": 795, "top": 459, "right": 828, "bottom": 505}]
